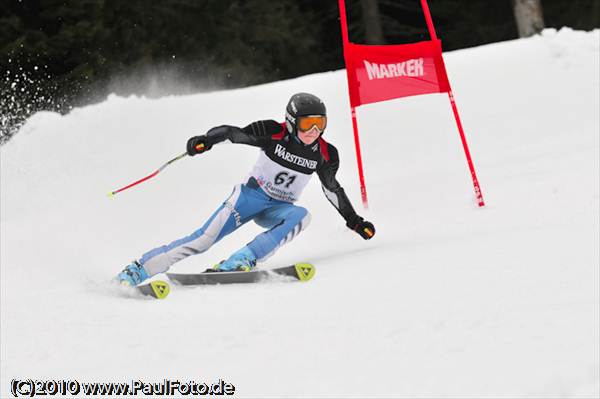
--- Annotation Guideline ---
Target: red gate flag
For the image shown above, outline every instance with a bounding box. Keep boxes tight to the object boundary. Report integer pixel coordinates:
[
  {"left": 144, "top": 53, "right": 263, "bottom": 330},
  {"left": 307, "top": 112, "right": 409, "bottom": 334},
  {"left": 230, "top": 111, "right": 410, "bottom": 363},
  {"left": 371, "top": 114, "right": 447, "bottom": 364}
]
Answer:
[
  {"left": 344, "top": 40, "right": 450, "bottom": 107},
  {"left": 338, "top": 0, "right": 485, "bottom": 208}
]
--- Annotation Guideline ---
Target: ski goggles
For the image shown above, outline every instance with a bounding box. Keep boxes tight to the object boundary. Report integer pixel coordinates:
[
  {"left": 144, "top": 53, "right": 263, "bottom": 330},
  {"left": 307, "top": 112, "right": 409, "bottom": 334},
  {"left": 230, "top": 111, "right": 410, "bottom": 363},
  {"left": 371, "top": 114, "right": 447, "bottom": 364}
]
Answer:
[{"left": 297, "top": 115, "right": 327, "bottom": 132}]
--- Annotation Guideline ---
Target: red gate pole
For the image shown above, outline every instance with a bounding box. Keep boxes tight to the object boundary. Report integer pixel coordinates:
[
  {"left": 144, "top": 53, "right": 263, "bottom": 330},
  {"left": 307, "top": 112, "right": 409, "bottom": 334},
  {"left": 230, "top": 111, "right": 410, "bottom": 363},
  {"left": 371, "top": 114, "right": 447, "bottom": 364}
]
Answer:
[
  {"left": 350, "top": 107, "right": 369, "bottom": 208},
  {"left": 447, "top": 91, "right": 485, "bottom": 206},
  {"left": 338, "top": 0, "right": 369, "bottom": 209},
  {"left": 420, "top": 0, "right": 485, "bottom": 207}
]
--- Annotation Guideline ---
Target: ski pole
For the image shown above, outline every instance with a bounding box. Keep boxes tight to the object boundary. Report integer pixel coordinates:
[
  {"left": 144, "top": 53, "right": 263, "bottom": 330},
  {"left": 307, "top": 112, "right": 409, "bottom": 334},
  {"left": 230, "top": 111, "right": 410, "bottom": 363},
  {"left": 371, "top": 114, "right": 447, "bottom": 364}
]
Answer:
[{"left": 107, "top": 144, "right": 204, "bottom": 197}]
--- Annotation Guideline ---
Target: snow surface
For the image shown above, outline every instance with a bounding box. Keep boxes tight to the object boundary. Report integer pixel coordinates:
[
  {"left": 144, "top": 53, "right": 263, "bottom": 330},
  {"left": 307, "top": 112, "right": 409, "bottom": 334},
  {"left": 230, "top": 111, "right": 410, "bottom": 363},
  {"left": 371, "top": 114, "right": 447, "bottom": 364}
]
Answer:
[{"left": 1, "top": 28, "right": 599, "bottom": 398}]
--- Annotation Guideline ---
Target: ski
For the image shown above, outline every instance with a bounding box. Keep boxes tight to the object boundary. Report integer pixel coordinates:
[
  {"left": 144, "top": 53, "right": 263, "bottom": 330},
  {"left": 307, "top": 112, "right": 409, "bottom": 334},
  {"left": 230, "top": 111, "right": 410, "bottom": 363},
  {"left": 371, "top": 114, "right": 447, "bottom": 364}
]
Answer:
[
  {"left": 166, "top": 263, "right": 315, "bottom": 286},
  {"left": 135, "top": 280, "right": 170, "bottom": 299}
]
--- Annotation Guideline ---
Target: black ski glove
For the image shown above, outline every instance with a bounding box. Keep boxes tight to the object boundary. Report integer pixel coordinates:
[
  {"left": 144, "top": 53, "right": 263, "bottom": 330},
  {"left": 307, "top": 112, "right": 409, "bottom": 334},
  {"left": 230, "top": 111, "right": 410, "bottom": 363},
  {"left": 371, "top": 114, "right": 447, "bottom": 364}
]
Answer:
[
  {"left": 346, "top": 215, "right": 375, "bottom": 240},
  {"left": 186, "top": 135, "right": 213, "bottom": 156}
]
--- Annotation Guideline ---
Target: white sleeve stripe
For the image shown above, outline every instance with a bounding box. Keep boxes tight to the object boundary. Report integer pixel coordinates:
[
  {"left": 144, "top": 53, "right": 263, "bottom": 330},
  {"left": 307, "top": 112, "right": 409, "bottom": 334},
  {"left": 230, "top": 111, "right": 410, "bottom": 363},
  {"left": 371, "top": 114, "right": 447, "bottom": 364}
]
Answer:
[{"left": 322, "top": 185, "right": 340, "bottom": 209}]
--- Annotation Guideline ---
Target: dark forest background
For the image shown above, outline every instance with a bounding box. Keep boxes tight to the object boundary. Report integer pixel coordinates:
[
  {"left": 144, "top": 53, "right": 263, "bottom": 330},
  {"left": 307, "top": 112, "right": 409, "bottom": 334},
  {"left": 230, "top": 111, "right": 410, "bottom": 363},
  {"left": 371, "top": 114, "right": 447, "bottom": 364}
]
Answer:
[{"left": 1, "top": 0, "right": 599, "bottom": 142}]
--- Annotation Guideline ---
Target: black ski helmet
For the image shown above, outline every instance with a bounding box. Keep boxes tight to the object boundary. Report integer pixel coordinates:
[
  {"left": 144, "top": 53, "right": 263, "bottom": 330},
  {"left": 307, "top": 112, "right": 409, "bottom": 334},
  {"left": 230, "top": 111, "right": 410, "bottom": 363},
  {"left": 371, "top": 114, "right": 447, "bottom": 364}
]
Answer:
[{"left": 285, "top": 93, "right": 327, "bottom": 137}]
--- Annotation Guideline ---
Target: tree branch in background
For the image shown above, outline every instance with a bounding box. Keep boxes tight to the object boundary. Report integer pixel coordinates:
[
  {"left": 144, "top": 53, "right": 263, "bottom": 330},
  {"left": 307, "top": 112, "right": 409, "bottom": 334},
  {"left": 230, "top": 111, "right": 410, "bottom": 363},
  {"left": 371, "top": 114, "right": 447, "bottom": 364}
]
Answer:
[
  {"left": 360, "top": 0, "right": 386, "bottom": 44},
  {"left": 513, "top": 0, "right": 545, "bottom": 37}
]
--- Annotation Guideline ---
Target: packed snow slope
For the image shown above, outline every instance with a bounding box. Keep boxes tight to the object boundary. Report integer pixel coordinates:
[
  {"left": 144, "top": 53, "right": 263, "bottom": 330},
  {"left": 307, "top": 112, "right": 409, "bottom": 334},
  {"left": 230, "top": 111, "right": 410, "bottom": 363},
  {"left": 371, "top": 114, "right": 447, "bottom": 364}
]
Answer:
[{"left": 2, "top": 29, "right": 599, "bottom": 398}]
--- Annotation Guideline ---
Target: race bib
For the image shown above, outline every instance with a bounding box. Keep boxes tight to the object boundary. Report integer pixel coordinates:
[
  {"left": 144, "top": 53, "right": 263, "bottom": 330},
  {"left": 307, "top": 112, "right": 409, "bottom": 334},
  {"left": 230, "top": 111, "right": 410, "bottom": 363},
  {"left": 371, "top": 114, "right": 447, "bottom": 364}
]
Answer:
[{"left": 248, "top": 151, "right": 312, "bottom": 202}]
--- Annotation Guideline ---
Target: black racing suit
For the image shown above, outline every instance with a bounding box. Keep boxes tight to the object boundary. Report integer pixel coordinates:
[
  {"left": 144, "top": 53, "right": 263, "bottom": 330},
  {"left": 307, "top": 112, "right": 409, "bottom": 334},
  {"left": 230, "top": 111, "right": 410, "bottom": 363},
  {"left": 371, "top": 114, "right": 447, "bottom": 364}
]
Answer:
[{"left": 201, "top": 119, "right": 360, "bottom": 226}]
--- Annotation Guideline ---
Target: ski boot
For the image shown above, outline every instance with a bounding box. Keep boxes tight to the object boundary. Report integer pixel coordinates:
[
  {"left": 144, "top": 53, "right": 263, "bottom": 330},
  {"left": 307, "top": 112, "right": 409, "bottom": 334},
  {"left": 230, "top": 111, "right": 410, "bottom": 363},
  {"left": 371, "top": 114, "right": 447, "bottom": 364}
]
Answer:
[
  {"left": 211, "top": 246, "right": 257, "bottom": 272},
  {"left": 117, "top": 260, "right": 149, "bottom": 286}
]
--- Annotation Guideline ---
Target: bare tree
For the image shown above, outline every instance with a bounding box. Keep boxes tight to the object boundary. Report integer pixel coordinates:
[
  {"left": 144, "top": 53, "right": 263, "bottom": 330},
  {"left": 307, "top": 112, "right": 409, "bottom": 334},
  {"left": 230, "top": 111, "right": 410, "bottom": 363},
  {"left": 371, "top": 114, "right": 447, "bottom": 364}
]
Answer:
[
  {"left": 360, "top": 0, "right": 386, "bottom": 44},
  {"left": 512, "top": 0, "right": 545, "bottom": 37}
]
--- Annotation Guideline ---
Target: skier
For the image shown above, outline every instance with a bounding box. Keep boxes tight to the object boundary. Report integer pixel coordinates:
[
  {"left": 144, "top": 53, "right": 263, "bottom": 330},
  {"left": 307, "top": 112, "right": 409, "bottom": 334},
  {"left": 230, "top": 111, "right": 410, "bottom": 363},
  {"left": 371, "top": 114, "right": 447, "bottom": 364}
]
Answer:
[{"left": 117, "top": 93, "right": 375, "bottom": 286}]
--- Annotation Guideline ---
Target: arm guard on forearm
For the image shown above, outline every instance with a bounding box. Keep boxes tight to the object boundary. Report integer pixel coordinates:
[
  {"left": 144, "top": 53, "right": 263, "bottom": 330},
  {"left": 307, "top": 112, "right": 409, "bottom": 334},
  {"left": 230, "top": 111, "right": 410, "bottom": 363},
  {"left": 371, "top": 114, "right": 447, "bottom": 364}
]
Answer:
[{"left": 321, "top": 183, "right": 358, "bottom": 223}]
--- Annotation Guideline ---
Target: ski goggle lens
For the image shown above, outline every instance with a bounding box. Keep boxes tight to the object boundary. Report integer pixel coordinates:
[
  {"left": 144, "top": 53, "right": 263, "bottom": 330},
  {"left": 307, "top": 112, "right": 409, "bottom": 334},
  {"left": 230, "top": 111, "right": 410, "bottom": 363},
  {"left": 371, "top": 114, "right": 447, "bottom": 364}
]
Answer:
[{"left": 297, "top": 115, "right": 327, "bottom": 132}]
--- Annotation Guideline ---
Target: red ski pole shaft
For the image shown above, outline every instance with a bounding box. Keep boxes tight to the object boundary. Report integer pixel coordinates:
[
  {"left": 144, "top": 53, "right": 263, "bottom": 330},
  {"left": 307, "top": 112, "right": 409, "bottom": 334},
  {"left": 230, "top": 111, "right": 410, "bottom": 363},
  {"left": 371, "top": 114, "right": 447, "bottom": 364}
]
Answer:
[{"left": 107, "top": 146, "right": 201, "bottom": 198}]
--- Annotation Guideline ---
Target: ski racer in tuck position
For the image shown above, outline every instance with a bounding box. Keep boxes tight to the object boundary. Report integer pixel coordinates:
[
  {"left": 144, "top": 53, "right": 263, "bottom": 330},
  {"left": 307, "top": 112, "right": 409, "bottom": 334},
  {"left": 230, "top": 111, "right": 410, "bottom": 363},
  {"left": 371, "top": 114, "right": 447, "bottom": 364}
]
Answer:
[{"left": 117, "top": 93, "right": 376, "bottom": 286}]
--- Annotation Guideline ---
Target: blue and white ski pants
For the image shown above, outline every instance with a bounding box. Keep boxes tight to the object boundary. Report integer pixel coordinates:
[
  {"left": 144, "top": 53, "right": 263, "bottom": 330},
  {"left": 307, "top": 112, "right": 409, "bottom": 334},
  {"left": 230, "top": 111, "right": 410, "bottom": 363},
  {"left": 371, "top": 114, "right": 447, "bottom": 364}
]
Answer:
[{"left": 139, "top": 183, "right": 311, "bottom": 276}]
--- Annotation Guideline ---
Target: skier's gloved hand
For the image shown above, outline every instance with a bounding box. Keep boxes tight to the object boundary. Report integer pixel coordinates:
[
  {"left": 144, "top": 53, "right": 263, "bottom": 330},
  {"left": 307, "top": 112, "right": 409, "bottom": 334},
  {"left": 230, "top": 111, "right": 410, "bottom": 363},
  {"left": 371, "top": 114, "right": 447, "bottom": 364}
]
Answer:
[
  {"left": 346, "top": 215, "right": 375, "bottom": 240},
  {"left": 186, "top": 135, "right": 212, "bottom": 156}
]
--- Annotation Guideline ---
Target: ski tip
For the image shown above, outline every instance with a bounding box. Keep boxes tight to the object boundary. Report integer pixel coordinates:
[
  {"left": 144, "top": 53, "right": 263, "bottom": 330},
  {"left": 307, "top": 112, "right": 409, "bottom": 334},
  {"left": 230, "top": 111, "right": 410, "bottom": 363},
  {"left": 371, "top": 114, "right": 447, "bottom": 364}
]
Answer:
[
  {"left": 147, "top": 280, "right": 170, "bottom": 299},
  {"left": 294, "top": 263, "right": 315, "bottom": 282}
]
